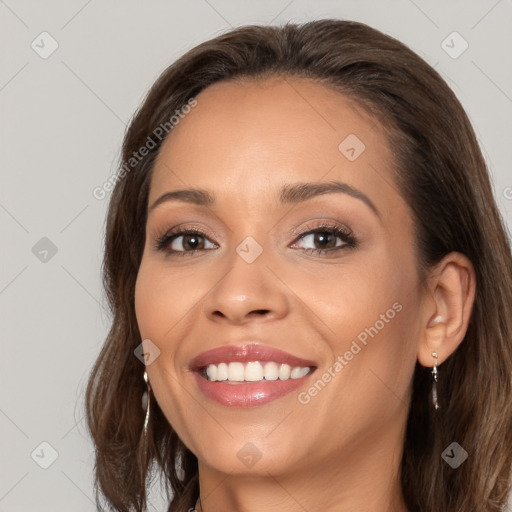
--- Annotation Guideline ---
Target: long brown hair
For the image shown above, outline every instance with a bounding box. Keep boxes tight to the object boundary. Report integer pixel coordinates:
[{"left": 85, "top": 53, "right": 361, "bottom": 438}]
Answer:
[{"left": 85, "top": 20, "right": 512, "bottom": 511}]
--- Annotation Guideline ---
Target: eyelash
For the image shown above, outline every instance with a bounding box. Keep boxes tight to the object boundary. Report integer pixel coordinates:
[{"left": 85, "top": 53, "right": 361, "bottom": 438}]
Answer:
[
  {"left": 154, "top": 222, "right": 357, "bottom": 258},
  {"left": 291, "top": 222, "right": 357, "bottom": 254}
]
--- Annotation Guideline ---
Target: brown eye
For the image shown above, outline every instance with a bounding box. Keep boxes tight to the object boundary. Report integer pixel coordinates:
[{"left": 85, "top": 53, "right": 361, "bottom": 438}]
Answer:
[
  {"left": 155, "top": 229, "right": 217, "bottom": 254},
  {"left": 312, "top": 232, "right": 338, "bottom": 249},
  {"left": 172, "top": 234, "right": 206, "bottom": 251},
  {"left": 293, "top": 225, "right": 356, "bottom": 254}
]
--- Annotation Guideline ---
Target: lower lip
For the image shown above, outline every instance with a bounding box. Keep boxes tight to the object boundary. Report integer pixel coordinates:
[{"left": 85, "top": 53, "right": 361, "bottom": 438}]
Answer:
[{"left": 193, "top": 371, "right": 314, "bottom": 407}]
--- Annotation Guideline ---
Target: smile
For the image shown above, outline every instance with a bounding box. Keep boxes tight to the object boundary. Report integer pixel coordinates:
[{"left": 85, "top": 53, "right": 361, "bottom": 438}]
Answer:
[{"left": 190, "top": 344, "right": 317, "bottom": 407}]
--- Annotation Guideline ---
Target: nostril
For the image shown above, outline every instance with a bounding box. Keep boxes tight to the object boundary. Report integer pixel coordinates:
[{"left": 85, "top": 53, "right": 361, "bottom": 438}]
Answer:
[
  {"left": 209, "top": 309, "right": 271, "bottom": 321},
  {"left": 251, "top": 309, "right": 270, "bottom": 316}
]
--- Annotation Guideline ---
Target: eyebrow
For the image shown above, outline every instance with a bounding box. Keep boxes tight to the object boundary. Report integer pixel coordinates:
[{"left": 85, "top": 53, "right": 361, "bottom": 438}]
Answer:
[
  {"left": 149, "top": 180, "right": 380, "bottom": 218},
  {"left": 279, "top": 181, "right": 380, "bottom": 217},
  {"left": 149, "top": 189, "right": 214, "bottom": 210}
]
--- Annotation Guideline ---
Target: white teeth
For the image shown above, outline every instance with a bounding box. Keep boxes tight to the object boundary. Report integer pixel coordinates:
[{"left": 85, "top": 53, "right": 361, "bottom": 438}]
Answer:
[
  {"left": 278, "top": 364, "right": 291, "bottom": 380},
  {"left": 263, "top": 362, "right": 279, "bottom": 381},
  {"left": 245, "top": 362, "right": 263, "bottom": 381},
  {"left": 290, "top": 366, "right": 303, "bottom": 379},
  {"left": 228, "top": 362, "right": 245, "bottom": 381},
  {"left": 205, "top": 361, "right": 311, "bottom": 382},
  {"left": 217, "top": 362, "right": 228, "bottom": 381},
  {"left": 289, "top": 367, "right": 310, "bottom": 379},
  {"left": 206, "top": 364, "right": 217, "bottom": 381}
]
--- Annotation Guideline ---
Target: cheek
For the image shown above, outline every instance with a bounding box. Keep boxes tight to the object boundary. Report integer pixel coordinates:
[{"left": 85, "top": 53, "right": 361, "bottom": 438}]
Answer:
[
  {"left": 134, "top": 256, "right": 199, "bottom": 340},
  {"left": 134, "top": 258, "right": 199, "bottom": 441},
  {"left": 135, "top": 262, "right": 165, "bottom": 340},
  {"left": 301, "top": 298, "right": 418, "bottom": 443},
  {"left": 290, "top": 248, "right": 419, "bottom": 407},
  {"left": 276, "top": 249, "right": 409, "bottom": 345}
]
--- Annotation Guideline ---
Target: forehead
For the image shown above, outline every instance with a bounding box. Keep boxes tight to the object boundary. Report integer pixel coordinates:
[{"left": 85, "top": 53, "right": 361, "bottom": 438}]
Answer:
[{"left": 149, "top": 77, "right": 397, "bottom": 213}]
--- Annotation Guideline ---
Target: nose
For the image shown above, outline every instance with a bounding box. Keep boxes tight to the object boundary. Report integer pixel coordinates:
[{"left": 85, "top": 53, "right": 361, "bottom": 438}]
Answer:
[{"left": 203, "top": 248, "right": 290, "bottom": 326}]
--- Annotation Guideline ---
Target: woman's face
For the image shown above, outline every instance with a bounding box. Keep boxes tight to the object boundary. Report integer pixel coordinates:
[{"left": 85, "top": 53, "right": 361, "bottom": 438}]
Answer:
[{"left": 135, "top": 77, "right": 424, "bottom": 478}]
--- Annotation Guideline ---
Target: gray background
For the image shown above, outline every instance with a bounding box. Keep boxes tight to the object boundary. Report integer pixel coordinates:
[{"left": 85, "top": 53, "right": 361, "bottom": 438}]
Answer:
[{"left": 1, "top": 1, "right": 511, "bottom": 510}]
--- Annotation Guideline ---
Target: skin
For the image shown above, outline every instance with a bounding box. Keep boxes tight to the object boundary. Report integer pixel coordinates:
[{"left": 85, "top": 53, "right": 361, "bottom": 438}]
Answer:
[{"left": 134, "top": 77, "right": 476, "bottom": 512}]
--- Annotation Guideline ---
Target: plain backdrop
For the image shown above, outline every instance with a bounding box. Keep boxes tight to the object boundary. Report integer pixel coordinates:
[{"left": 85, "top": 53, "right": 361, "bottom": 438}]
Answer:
[{"left": 1, "top": 1, "right": 511, "bottom": 510}]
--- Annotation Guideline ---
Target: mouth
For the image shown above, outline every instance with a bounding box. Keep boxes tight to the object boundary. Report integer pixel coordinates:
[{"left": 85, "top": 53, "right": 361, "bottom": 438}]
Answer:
[{"left": 189, "top": 344, "right": 317, "bottom": 407}]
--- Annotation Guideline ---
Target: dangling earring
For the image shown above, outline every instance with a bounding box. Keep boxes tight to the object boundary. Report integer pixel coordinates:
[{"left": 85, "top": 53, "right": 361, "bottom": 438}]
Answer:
[
  {"left": 431, "top": 351, "right": 440, "bottom": 410},
  {"left": 142, "top": 370, "right": 151, "bottom": 435}
]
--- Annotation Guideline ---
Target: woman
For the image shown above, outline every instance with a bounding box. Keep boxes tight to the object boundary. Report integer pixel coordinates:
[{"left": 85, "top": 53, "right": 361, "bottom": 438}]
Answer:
[{"left": 85, "top": 20, "right": 512, "bottom": 511}]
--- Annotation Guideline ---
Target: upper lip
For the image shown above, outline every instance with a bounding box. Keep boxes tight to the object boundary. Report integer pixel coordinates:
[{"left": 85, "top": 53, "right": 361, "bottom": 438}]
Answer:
[{"left": 189, "top": 343, "right": 317, "bottom": 370}]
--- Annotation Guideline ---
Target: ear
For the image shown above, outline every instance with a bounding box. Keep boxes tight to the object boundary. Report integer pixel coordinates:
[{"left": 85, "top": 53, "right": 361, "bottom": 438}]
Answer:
[{"left": 417, "top": 252, "right": 476, "bottom": 367}]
